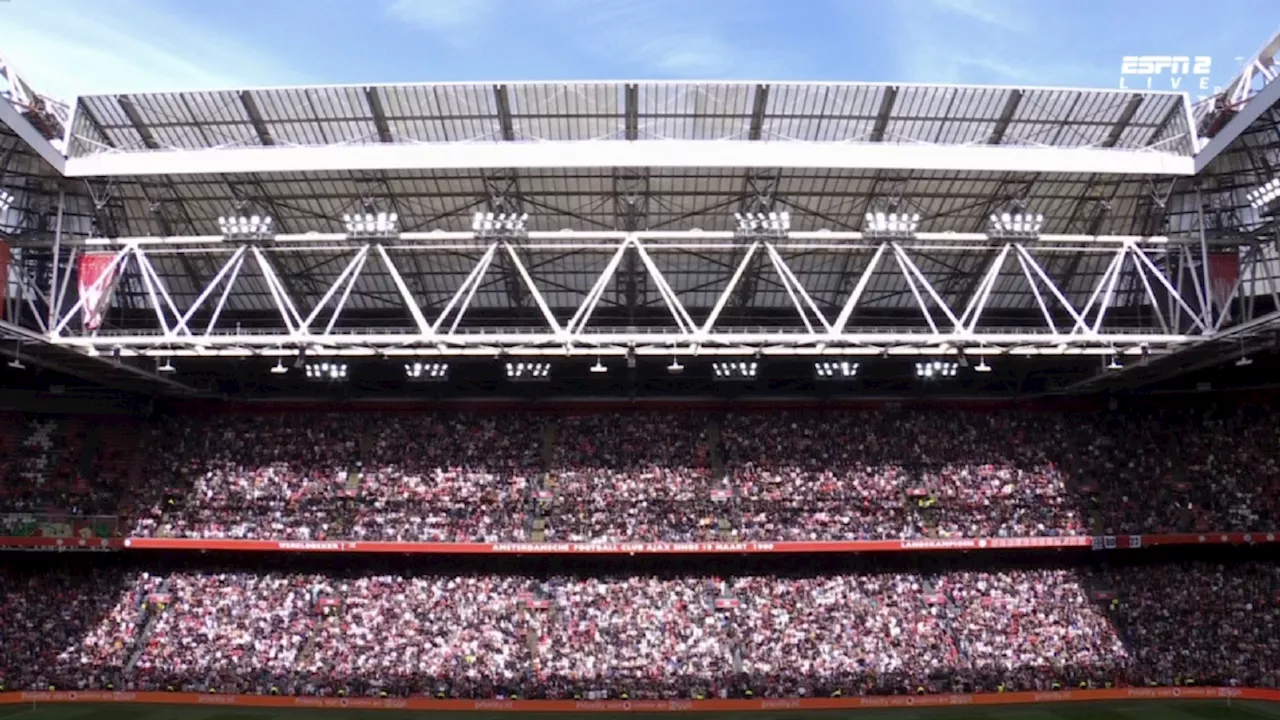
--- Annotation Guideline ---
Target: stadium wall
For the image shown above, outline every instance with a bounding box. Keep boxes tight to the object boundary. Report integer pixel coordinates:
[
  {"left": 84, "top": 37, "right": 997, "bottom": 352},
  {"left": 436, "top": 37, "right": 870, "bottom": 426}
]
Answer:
[{"left": 0, "top": 687, "right": 1275, "bottom": 712}]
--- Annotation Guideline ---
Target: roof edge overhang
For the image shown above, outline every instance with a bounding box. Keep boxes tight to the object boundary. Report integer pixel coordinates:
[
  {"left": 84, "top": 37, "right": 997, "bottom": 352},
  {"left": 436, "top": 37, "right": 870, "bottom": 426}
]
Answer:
[
  {"left": 62, "top": 140, "right": 1196, "bottom": 178},
  {"left": 1195, "top": 74, "right": 1280, "bottom": 173},
  {"left": 0, "top": 99, "right": 66, "bottom": 174}
]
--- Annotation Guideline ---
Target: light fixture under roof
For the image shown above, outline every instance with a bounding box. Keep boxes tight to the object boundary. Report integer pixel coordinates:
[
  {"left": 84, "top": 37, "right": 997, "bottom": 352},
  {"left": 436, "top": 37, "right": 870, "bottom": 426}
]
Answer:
[
  {"left": 712, "top": 360, "right": 758, "bottom": 380},
  {"left": 987, "top": 211, "right": 1044, "bottom": 239},
  {"left": 473, "top": 212, "right": 528, "bottom": 234},
  {"left": 344, "top": 211, "right": 399, "bottom": 237},
  {"left": 404, "top": 361, "right": 449, "bottom": 381},
  {"left": 734, "top": 211, "right": 791, "bottom": 235},
  {"left": 915, "top": 360, "right": 958, "bottom": 378},
  {"left": 0, "top": 188, "right": 14, "bottom": 213},
  {"left": 505, "top": 361, "right": 550, "bottom": 381},
  {"left": 1246, "top": 178, "right": 1280, "bottom": 212},
  {"left": 590, "top": 358, "right": 608, "bottom": 374},
  {"left": 305, "top": 361, "right": 349, "bottom": 382},
  {"left": 814, "top": 360, "right": 859, "bottom": 379},
  {"left": 863, "top": 211, "right": 920, "bottom": 239},
  {"left": 218, "top": 214, "right": 274, "bottom": 241},
  {"left": 270, "top": 359, "right": 289, "bottom": 375}
]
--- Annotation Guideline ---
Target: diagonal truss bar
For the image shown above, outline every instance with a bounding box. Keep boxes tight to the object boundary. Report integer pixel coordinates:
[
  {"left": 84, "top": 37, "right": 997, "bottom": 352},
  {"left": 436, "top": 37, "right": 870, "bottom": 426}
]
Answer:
[
  {"left": 1012, "top": 244, "right": 1088, "bottom": 331},
  {"left": 375, "top": 244, "right": 431, "bottom": 335},
  {"left": 133, "top": 249, "right": 173, "bottom": 338},
  {"left": 1088, "top": 246, "right": 1126, "bottom": 335},
  {"left": 324, "top": 248, "right": 370, "bottom": 335},
  {"left": 700, "top": 241, "right": 759, "bottom": 336},
  {"left": 632, "top": 240, "right": 697, "bottom": 334},
  {"left": 172, "top": 247, "right": 246, "bottom": 336},
  {"left": 1129, "top": 243, "right": 1209, "bottom": 334},
  {"left": 205, "top": 250, "right": 246, "bottom": 337},
  {"left": 1014, "top": 248, "right": 1057, "bottom": 334},
  {"left": 764, "top": 242, "right": 831, "bottom": 333},
  {"left": 433, "top": 243, "right": 498, "bottom": 335},
  {"left": 250, "top": 246, "right": 305, "bottom": 336},
  {"left": 502, "top": 242, "right": 563, "bottom": 336},
  {"left": 832, "top": 243, "right": 888, "bottom": 334},
  {"left": 1127, "top": 247, "right": 1171, "bottom": 334},
  {"left": 960, "top": 243, "right": 1011, "bottom": 333},
  {"left": 566, "top": 240, "right": 631, "bottom": 335},
  {"left": 895, "top": 244, "right": 964, "bottom": 332},
  {"left": 301, "top": 246, "right": 370, "bottom": 333}
]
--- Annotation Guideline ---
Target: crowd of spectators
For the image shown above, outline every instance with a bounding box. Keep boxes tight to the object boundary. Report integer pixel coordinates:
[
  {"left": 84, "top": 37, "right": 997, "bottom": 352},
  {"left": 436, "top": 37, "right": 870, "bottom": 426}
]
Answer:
[
  {"left": 1, "top": 563, "right": 1276, "bottom": 697},
  {"left": 126, "top": 413, "right": 540, "bottom": 542},
  {"left": 544, "top": 414, "right": 721, "bottom": 542},
  {"left": 723, "top": 411, "right": 1087, "bottom": 541},
  {"left": 3, "top": 404, "right": 1280, "bottom": 543}
]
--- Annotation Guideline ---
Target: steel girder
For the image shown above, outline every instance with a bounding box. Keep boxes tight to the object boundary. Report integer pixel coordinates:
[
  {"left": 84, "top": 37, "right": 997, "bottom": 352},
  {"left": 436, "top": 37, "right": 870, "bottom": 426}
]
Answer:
[{"left": 31, "top": 230, "right": 1218, "bottom": 360}]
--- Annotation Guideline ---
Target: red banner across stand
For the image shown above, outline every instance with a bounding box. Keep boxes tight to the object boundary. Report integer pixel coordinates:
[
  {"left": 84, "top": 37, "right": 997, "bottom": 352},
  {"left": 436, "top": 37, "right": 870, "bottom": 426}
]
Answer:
[
  {"left": 0, "top": 686, "right": 1276, "bottom": 712},
  {"left": 0, "top": 532, "right": 1276, "bottom": 554}
]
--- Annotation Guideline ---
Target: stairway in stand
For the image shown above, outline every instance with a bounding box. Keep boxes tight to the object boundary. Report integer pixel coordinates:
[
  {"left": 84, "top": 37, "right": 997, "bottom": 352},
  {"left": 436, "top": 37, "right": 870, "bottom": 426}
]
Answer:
[{"left": 528, "top": 420, "right": 558, "bottom": 542}]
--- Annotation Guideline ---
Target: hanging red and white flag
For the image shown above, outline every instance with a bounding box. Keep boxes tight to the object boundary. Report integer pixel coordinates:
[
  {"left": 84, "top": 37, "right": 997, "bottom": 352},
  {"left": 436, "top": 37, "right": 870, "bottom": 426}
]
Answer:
[
  {"left": 1208, "top": 252, "right": 1240, "bottom": 324},
  {"left": 0, "top": 240, "right": 9, "bottom": 321},
  {"left": 78, "top": 252, "right": 120, "bottom": 331}
]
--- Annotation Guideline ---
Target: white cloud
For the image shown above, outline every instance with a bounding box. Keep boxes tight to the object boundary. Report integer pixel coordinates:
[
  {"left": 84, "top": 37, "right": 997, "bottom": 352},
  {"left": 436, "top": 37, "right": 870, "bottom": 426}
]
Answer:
[
  {"left": 930, "top": 0, "right": 1032, "bottom": 35},
  {"left": 0, "top": 0, "right": 306, "bottom": 100},
  {"left": 385, "top": 0, "right": 496, "bottom": 43}
]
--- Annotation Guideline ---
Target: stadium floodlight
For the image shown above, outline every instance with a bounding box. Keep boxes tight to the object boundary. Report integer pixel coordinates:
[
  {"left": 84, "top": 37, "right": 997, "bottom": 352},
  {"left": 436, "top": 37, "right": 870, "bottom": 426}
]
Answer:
[
  {"left": 344, "top": 211, "right": 399, "bottom": 238},
  {"left": 473, "top": 212, "right": 528, "bottom": 235},
  {"left": 305, "top": 361, "right": 349, "bottom": 382},
  {"left": 218, "top": 214, "right": 275, "bottom": 241},
  {"left": 157, "top": 357, "right": 176, "bottom": 374},
  {"left": 734, "top": 211, "right": 790, "bottom": 235},
  {"left": 915, "top": 360, "right": 958, "bottom": 379},
  {"left": 974, "top": 357, "right": 993, "bottom": 373},
  {"left": 987, "top": 211, "right": 1044, "bottom": 239},
  {"left": 505, "top": 361, "right": 550, "bottom": 381},
  {"left": 404, "top": 361, "right": 449, "bottom": 381},
  {"left": 0, "top": 189, "right": 14, "bottom": 213},
  {"left": 270, "top": 359, "right": 289, "bottom": 375},
  {"left": 712, "top": 360, "right": 758, "bottom": 380},
  {"left": 863, "top": 211, "right": 920, "bottom": 239},
  {"left": 814, "top": 361, "right": 859, "bottom": 379},
  {"left": 590, "top": 358, "right": 608, "bottom": 374},
  {"left": 1246, "top": 178, "right": 1280, "bottom": 213}
]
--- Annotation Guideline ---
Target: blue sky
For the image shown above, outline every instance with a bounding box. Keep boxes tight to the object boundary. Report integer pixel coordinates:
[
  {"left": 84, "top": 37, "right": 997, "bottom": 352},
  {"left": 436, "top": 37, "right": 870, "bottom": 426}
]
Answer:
[{"left": 0, "top": 0, "right": 1274, "bottom": 100}]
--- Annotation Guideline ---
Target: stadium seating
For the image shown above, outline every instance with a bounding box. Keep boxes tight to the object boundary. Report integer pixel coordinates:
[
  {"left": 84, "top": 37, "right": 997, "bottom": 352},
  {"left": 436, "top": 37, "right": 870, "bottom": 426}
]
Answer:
[
  {"left": 2, "top": 405, "right": 1279, "bottom": 543},
  {"left": 0, "top": 562, "right": 1276, "bottom": 697}
]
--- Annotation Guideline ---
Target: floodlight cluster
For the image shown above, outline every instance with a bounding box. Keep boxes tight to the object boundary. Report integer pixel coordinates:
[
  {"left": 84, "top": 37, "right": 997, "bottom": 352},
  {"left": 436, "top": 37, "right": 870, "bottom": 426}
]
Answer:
[
  {"left": 0, "top": 188, "right": 14, "bottom": 213},
  {"left": 304, "top": 361, "right": 348, "bottom": 381},
  {"left": 404, "top": 361, "right": 448, "bottom": 380},
  {"left": 473, "top": 212, "right": 529, "bottom": 234},
  {"left": 814, "top": 360, "right": 859, "bottom": 378},
  {"left": 915, "top": 360, "right": 958, "bottom": 378},
  {"left": 712, "top": 360, "right": 758, "bottom": 380},
  {"left": 863, "top": 211, "right": 920, "bottom": 238},
  {"left": 218, "top": 215, "right": 274, "bottom": 240},
  {"left": 344, "top": 211, "right": 399, "bottom": 236},
  {"left": 505, "top": 361, "right": 550, "bottom": 380},
  {"left": 1247, "top": 178, "right": 1280, "bottom": 211},
  {"left": 734, "top": 211, "right": 791, "bottom": 234},
  {"left": 988, "top": 212, "right": 1045, "bottom": 238}
]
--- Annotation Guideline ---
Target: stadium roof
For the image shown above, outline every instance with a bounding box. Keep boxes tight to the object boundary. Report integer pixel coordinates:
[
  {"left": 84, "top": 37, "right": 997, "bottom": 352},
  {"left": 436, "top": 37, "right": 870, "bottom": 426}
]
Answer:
[
  {"left": 4, "top": 76, "right": 1272, "bottom": 397},
  {"left": 62, "top": 82, "right": 1197, "bottom": 177}
]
